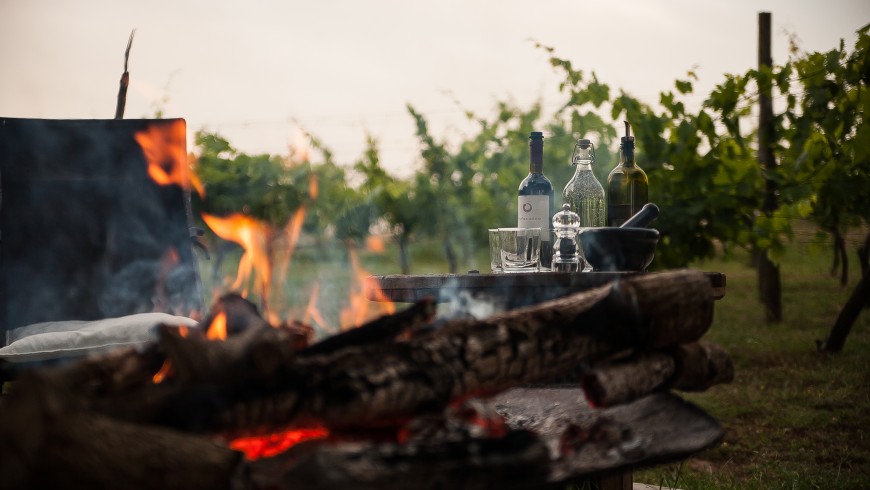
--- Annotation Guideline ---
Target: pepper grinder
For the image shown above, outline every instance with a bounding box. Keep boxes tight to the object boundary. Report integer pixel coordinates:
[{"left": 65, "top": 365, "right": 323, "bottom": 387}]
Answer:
[{"left": 551, "top": 203, "right": 584, "bottom": 272}]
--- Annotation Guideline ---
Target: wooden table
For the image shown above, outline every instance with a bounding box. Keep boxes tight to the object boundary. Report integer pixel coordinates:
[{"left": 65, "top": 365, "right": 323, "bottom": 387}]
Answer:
[{"left": 367, "top": 270, "right": 725, "bottom": 308}]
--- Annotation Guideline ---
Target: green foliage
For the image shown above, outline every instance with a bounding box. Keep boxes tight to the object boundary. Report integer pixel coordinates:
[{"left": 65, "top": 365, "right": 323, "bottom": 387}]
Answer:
[
  {"left": 194, "top": 131, "right": 313, "bottom": 227},
  {"left": 192, "top": 27, "right": 869, "bottom": 279},
  {"left": 780, "top": 24, "right": 870, "bottom": 236}
]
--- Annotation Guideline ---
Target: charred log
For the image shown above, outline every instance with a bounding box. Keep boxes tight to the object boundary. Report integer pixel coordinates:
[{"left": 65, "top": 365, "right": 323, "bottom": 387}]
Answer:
[
  {"left": 66, "top": 270, "right": 715, "bottom": 436},
  {"left": 0, "top": 373, "right": 244, "bottom": 490},
  {"left": 0, "top": 270, "right": 728, "bottom": 489},
  {"left": 302, "top": 297, "right": 436, "bottom": 356},
  {"left": 582, "top": 342, "right": 734, "bottom": 407}
]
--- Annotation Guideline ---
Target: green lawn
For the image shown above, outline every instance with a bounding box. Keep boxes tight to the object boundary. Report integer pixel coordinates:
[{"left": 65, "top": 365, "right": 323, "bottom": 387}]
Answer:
[{"left": 635, "top": 247, "right": 870, "bottom": 489}]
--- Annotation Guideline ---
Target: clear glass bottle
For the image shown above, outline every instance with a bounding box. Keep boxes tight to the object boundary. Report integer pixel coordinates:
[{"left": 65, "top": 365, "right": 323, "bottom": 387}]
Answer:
[
  {"left": 607, "top": 122, "right": 648, "bottom": 227},
  {"left": 518, "top": 131, "right": 554, "bottom": 269},
  {"left": 562, "top": 138, "right": 605, "bottom": 230}
]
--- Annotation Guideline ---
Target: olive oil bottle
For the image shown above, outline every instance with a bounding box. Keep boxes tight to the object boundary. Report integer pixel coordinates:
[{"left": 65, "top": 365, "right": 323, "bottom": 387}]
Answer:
[{"left": 607, "top": 121, "right": 648, "bottom": 226}]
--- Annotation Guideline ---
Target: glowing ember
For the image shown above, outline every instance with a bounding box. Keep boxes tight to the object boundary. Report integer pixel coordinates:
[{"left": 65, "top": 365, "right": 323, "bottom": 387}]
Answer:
[
  {"left": 229, "top": 427, "right": 329, "bottom": 460},
  {"left": 202, "top": 213, "right": 272, "bottom": 299},
  {"left": 207, "top": 312, "right": 228, "bottom": 341},
  {"left": 134, "top": 119, "right": 205, "bottom": 197}
]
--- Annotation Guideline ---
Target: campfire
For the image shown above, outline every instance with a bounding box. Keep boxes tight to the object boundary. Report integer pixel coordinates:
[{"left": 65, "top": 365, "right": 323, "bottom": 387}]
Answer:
[{"left": 0, "top": 119, "right": 732, "bottom": 489}]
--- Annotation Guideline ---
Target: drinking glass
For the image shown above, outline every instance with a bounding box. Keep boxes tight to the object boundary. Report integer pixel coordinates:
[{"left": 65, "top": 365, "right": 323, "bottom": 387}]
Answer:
[
  {"left": 499, "top": 227, "right": 541, "bottom": 273},
  {"left": 488, "top": 228, "right": 502, "bottom": 273}
]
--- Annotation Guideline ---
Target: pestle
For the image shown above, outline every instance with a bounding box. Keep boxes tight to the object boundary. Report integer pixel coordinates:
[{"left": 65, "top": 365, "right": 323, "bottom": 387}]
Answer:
[{"left": 620, "top": 203, "right": 660, "bottom": 228}]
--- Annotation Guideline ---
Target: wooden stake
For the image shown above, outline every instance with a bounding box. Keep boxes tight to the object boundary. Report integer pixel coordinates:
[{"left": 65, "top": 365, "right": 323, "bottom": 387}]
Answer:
[
  {"left": 114, "top": 29, "right": 135, "bottom": 119},
  {"left": 757, "top": 12, "right": 782, "bottom": 322}
]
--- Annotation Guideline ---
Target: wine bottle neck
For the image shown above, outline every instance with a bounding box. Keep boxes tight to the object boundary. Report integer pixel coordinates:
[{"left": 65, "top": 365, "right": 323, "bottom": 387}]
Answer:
[{"left": 529, "top": 140, "right": 543, "bottom": 173}]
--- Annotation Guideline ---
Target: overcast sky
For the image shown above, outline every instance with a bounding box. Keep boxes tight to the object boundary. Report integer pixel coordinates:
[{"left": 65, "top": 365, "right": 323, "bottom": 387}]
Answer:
[{"left": 2, "top": 0, "right": 867, "bottom": 177}]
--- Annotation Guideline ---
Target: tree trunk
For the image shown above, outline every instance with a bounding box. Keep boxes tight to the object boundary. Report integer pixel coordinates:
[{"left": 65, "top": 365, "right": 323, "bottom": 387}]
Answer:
[
  {"left": 398, "top": 233, "right": 411, "bottom": 275},
  {"left": 830, "top": 225, "right": 849, "bottom": 286},
  {"left": 443, "top": 236, "right": 458, "bottom": 274},
  {"left": 819, "top": 231, "right": 870, "bottom": 352},
  {"left": 866, "top": 236, "right": 870, "bottom": 307},
  {"left": 758, "top": 252, "right": 783, "bottom": 322}
]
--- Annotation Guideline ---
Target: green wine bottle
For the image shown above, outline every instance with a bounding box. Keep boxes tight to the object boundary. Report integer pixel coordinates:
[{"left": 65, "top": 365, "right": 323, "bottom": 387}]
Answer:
[{"left": 607, "top": 121, "right": 648, "bottom": 227}]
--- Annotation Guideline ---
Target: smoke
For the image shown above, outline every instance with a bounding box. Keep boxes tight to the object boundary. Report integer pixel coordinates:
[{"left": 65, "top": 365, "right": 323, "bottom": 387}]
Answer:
[{"left": 435, "top": 277, "right": 508, "bottom": 322}]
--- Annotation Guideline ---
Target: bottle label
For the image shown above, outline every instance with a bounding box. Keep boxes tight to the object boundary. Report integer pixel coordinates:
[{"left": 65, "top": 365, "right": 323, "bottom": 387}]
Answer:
[
  {"left": 608, "top": 204, "right": 632, "bottom": 227},
  {"left": 518, "top": 195, "right": 551, "bottom": 241}
]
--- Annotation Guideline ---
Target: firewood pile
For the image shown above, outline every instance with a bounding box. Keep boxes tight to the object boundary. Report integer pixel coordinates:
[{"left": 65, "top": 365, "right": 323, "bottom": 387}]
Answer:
[{"left": 0, "top": 270, "right": 732, "bottom": 489}]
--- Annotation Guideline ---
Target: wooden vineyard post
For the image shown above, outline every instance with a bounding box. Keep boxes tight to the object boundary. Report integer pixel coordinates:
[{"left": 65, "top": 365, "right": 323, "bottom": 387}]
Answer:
[{"left": 757, "top": 11, "right": 783, "bottom": 323}]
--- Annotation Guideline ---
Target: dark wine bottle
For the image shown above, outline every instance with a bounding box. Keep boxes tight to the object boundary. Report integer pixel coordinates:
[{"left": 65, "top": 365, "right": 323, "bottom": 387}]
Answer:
[
  {"left": 607, "top": 121, "right": 648, "bottom": 227},
  {"left": 518, "top": 131, "right": 554, "bottom": 269}
]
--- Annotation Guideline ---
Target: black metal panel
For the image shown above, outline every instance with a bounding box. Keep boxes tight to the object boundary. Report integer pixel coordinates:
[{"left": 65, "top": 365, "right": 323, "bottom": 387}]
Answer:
[{"left": 0, "top": 118, "right": 202, "bottom": 338}]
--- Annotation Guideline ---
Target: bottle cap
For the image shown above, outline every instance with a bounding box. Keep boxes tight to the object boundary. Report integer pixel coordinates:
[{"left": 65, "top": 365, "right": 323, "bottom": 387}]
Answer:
[
  {"left": 529, "top": 131, "right": 544, "bottom": 140},
  {"left": 552, "top": 203, "right": 581, "bottom": 231},
  {"left": 621, "top": 121, "right": 635, "bottom": 145},
  {"left": 571, "top": 138, "right": 595, "bottom": 166}
]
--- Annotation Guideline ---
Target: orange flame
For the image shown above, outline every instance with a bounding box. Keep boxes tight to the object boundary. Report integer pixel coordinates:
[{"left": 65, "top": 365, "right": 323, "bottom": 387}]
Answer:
[
  {"left": 308, "top": 171, "right": 318, "bottom": 200},
  {"left": 134, "top": 119, "right": 205, "bottom": 197},
  {"left": 152, "top": 360, "right": 173, "bottom": 384},
  {"left": 276, "top": 207, "right": 307, "bottom": 287},
  {"left": 151, "top": 325, "right": 191, "bottom": 384},
  {"left": 365, "top": 236, "right": 386, "bottom": 254},
  {"left": 229, "top": 427, "right": 329, "bottom": 460},
  {"left": 275, "top": 173, "right": 315, "bottom": 287},
  {"left": 288, "top": 127, "right": 312, "bottom": 163},
  {"left": 202, "top": 213, "right": 272, "bottom": 298},
  {"left": 207, "top": 311, "right": 228, "bottom": 341},
  {"left": 303, "top": 282, "right": 333, "bottom": 331},
  {"left": 339, "top": 247, "right": 395, "bottom": 330}
]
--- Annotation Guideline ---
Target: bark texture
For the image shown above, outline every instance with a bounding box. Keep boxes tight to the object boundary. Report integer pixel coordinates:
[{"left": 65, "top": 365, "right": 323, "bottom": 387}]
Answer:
[{"left": 0, "top": 270, "right": 726, "bottom": 489}]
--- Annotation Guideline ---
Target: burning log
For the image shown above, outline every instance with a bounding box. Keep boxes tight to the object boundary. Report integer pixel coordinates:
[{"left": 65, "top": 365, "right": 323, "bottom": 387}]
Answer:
[
  {"left": 0, "top": 374, "right": 244, "bottom": 490},
  {"left": 301, "top": 296, "right": 436, "bottom": 356},
  {"left": 0, "top": 269, "right": 729, "bottom": 489},
  {"left": 58, "top": 269, "right": 714, "bottom": 435},
  {"left": 581, "top": 342, "right": 735, "bottom": 407}
]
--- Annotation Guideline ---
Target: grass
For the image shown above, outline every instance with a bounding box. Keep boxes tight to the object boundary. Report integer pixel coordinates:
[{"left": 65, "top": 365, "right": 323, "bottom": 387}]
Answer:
[
  {"left": 200, "top": 235, "right": 870, "bottom": 488},
  {"left": 635, "top": 246, "right": 870, "bottom": 489}
]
